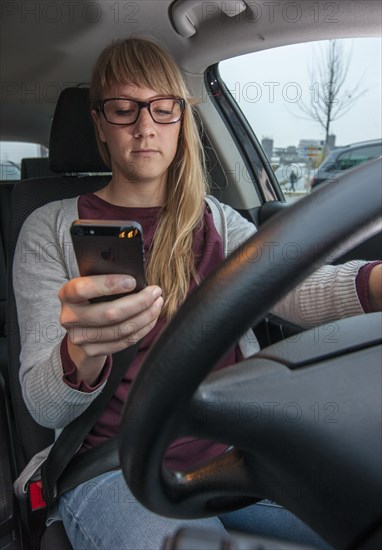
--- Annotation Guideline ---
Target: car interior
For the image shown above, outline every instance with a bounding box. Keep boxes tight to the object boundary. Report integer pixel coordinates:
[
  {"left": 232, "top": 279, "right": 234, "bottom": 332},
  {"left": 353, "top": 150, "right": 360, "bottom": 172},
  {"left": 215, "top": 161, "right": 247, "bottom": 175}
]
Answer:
[{"left": 1, "top": 1, "right": 381, "bottom": 549}]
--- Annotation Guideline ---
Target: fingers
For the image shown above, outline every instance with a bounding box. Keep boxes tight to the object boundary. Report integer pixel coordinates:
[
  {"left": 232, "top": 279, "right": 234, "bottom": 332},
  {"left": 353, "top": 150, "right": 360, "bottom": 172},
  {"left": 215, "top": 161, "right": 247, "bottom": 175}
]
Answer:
[
  {"left": 60, "top": 282, "right": 162, "bottom": 327},
  {"left": 59, "top": 276, "right": 164, "bottom": 358},
  {"left": 65, "top": 293, "right": 163, "bottom": 352},
  {"left": 68, "top": 316, "right": 160, "bottom": 357},
  {"left": 59, "top": 274, "right": 137, "bottom": 305}
]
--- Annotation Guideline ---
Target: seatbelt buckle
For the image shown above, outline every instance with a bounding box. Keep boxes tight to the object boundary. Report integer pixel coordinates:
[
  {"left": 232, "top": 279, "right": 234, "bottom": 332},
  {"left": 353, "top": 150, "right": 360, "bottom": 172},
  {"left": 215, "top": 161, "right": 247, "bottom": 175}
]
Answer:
[{"left": 29, "top": 480, "right": 47, "bottom": 510}]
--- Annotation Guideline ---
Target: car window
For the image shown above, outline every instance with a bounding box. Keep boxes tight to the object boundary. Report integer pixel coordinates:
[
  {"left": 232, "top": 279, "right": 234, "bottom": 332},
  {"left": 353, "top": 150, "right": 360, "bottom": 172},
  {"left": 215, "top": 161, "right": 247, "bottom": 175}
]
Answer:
[
  {"left": 0, "top": 161, "right": 20, "bottom": 181},
  {"left": 323, "top": 162, "right": 337, "bottom": 172},
  {"left": 337, "top": 144, "right": 382, "bottom": 170},
  {"left": 219, "top": 37, "right": 382, "bottom": 203},
  {"left": 0, "top": 141, "right": 48, "bottom": 181}
]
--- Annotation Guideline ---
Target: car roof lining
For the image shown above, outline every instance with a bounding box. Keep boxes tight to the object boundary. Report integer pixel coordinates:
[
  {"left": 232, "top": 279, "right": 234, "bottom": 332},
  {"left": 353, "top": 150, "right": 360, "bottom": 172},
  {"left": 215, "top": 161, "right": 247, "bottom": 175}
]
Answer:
[{"left": 1, "top": 0, "right": 381, "bottom": 145}]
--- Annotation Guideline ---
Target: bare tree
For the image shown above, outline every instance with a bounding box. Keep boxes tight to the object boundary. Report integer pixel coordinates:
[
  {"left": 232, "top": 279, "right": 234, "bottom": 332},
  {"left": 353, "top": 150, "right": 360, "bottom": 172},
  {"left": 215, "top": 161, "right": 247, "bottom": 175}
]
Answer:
[{"left": 297, "top": 40, "right": 366, "bottom": 152}]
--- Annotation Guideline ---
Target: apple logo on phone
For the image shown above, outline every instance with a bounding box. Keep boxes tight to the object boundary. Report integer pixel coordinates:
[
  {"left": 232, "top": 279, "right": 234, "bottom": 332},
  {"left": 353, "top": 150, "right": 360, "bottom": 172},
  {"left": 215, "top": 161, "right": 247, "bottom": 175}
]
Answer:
[{"left": 101, "top": 248, "right": 116, "bottom": 262}]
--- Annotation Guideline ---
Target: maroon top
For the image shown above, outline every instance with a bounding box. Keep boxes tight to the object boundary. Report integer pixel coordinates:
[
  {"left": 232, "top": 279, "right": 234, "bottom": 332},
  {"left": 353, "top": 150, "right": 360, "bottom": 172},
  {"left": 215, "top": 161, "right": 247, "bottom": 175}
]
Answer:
[{"left": 61, "top": 193, "right": 378, "bottom": 471}]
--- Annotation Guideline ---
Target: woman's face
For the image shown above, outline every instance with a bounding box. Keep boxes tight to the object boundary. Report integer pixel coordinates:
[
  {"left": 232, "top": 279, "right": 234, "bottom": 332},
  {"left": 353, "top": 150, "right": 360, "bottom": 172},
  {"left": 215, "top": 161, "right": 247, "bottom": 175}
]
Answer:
[{"left": 92, "top": 83, "right": 182, "bottom": 192}]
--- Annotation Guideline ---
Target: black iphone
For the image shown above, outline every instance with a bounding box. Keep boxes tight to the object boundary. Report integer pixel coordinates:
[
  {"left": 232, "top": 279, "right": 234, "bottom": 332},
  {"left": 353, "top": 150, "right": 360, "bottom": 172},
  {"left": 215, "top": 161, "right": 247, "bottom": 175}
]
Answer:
[{"left": 70, "top": 220, "right": 146, "bottom": 302}]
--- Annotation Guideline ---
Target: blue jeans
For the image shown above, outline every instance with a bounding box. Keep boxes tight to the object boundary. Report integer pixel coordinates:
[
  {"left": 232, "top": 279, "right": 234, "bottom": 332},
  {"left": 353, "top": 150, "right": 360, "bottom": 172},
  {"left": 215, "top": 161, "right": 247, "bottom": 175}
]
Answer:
[
  {"left": 59, "top": 470, "right": 332, "bottom": 549},
  {"left": 221, "top": 501, "right": 332, "bottom": 549}
]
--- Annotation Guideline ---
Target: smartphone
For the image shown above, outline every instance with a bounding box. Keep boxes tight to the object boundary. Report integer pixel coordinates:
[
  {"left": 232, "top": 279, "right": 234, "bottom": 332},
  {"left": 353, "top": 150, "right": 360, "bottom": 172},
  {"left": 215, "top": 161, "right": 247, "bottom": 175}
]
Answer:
[{"left": 70, "top": 220, "right": 146, "bottom": 302}]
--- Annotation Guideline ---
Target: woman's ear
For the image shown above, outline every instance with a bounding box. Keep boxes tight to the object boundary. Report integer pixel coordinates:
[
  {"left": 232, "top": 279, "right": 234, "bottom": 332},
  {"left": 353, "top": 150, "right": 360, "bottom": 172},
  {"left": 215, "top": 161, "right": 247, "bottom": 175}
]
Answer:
[{"left": 91, "top": 109, "right": 106, "bottom": 143}]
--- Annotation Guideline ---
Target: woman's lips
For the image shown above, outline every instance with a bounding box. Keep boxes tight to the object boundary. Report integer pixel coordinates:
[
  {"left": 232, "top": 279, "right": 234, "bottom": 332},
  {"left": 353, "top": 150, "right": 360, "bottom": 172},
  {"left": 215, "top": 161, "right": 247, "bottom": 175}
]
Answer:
[{"left": 132, "top": 149, "right": 159, "bottom": 156}]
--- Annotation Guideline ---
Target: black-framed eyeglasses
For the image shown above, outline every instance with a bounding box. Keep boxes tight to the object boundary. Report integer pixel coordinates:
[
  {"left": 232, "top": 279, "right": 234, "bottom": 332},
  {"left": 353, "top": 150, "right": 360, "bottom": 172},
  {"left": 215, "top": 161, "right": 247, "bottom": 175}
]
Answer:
[{"left": 97, "top": 97, "right": 185, "bottom": 125}]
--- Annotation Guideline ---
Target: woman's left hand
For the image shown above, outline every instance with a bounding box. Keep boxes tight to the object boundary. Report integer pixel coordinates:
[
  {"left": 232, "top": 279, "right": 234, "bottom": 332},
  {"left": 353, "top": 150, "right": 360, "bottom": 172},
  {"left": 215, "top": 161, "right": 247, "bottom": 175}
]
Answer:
[{"left": 368, "top": 264, "right": 382, "bottom": 311}]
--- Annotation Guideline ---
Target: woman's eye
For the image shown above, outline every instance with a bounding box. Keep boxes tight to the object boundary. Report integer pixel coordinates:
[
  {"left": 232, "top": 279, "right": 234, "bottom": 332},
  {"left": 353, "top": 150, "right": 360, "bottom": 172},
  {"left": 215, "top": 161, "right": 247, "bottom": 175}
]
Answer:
[
  {"left": 155, "top": 109, "right": 172, "bottom": 116},
  {"left": 115, "top": 109, "right": 134, "bottom": 117}
]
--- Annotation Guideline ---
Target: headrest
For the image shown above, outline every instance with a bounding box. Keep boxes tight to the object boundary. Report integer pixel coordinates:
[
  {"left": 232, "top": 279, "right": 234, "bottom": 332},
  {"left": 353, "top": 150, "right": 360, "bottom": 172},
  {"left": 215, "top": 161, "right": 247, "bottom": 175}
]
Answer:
[
  {"left": 49, "top": 87, "right": 110, "bottom": 174},
  {"left": 21, "top": 157, "right": 57, "bottom": 179}
]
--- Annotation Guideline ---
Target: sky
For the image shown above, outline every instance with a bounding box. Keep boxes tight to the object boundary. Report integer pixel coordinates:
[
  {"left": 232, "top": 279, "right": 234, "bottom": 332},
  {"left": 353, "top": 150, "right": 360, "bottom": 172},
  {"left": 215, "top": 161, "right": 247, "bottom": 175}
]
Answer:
[{"left": 219, "top": 37, "right": 382, "bottom": 149}]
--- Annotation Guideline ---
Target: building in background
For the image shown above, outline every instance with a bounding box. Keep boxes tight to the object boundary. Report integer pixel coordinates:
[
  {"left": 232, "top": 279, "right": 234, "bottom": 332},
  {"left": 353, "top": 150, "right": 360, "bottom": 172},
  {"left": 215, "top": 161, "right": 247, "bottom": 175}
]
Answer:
[{"left": 261, "top": 137, "right": 273, "bottom": 160}]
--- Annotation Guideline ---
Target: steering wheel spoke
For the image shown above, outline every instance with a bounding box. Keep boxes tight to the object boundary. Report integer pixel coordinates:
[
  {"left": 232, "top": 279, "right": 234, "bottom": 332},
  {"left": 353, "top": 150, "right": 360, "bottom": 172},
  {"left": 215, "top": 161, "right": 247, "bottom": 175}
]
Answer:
[{"left": 161, "top": 449, "right": 261, "bottom": 518}]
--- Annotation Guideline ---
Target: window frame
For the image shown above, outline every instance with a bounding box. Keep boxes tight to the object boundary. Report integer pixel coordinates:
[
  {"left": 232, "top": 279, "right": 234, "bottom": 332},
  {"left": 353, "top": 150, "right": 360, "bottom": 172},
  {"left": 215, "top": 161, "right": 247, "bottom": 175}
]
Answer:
[{"left": 205, "top": 64, "right": 284, "bottom": 209}]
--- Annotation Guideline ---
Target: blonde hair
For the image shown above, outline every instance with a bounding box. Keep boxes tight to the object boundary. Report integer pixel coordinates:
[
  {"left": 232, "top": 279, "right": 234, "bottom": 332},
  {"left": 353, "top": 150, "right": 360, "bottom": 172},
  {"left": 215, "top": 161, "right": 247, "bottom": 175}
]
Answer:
[{"left": 90, "top": 38, "right": 209, "bottom": 317}]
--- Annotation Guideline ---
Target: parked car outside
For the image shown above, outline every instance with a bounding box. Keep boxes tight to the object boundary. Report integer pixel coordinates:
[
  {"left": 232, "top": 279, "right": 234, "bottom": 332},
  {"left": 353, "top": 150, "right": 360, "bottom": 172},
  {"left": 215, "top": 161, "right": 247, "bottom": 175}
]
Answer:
[{"left": 311, "top": 139, "right": 382, "bottom": 188}]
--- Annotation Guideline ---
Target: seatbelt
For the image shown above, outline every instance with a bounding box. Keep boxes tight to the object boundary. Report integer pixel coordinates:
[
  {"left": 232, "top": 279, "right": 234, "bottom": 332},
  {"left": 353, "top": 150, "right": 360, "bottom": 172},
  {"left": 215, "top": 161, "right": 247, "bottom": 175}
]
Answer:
[
  {"left": 41, "top": 341, "right": 140, "bottom": 506},
  {"left": 57, "top": 436, "right": 119, "bottom": 499}
]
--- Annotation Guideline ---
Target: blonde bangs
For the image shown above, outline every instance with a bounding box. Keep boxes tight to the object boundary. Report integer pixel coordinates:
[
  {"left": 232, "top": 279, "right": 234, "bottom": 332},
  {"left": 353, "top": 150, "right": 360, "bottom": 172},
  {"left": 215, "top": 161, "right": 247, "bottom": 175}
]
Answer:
[{"left": 91, "top": 38, "right": 187, "bottom": 105}]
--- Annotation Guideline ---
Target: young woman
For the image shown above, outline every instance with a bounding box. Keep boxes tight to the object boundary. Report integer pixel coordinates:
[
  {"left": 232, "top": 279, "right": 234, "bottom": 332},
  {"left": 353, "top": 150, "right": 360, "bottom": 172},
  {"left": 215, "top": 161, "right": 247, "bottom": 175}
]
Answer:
[{"left": 14, "top": 38, "right": 381, "bottom": 549}]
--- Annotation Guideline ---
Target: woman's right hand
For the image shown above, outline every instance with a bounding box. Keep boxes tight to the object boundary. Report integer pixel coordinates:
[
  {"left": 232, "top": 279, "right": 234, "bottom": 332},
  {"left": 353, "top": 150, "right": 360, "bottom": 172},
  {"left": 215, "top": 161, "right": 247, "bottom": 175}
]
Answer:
[{"left": 58, "top": 274, "right": 163, "bottom": 385}]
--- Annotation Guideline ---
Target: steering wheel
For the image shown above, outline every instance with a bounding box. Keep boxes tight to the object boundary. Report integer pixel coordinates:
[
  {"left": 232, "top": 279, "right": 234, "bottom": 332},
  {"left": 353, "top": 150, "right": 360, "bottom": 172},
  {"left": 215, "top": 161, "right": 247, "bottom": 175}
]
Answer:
[{"left": 119, "top": 159, "right": 382, "bottom": 549}]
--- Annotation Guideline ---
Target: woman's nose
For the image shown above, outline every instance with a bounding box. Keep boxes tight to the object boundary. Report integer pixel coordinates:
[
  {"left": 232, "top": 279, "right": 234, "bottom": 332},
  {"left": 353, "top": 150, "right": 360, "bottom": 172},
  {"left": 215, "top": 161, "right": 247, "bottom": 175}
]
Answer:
[{"left": 133, "top": 107, "right": 155, "bottom": 136}]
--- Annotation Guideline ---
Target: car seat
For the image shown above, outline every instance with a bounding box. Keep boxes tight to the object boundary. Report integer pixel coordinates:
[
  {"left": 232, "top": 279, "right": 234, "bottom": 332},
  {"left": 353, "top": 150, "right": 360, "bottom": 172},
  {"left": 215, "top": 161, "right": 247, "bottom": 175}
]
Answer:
[
  {"left": 20, "top": 158, "right": 59, "bottom": 180},
  {"left": 6, "top": 87, "right": 111, "bottom": 549}
]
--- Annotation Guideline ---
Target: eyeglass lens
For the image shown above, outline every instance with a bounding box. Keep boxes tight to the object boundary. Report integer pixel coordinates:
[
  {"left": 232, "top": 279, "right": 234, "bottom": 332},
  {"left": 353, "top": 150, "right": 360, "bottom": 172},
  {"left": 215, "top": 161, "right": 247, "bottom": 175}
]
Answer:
[{"left": 103, "top": 98, "right": 182, "bottom": 124}]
